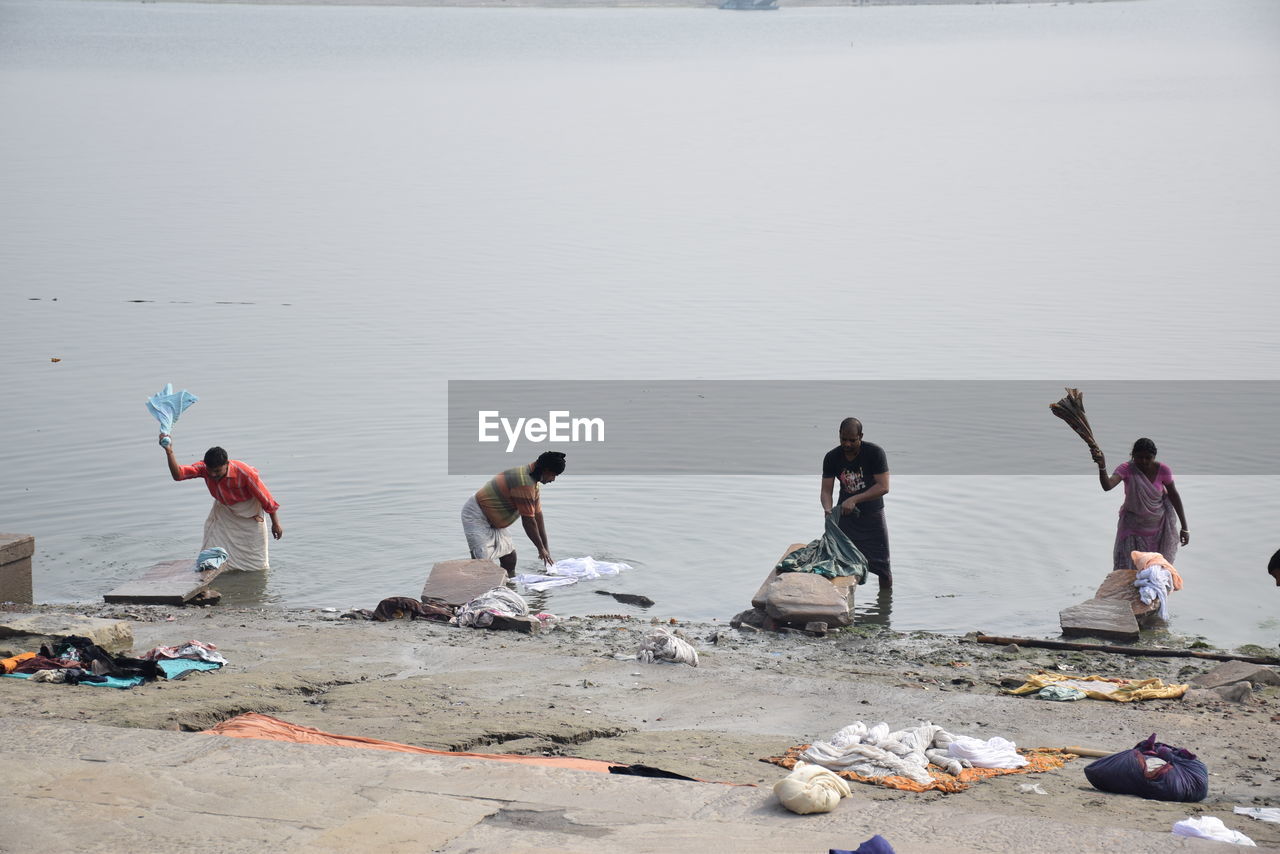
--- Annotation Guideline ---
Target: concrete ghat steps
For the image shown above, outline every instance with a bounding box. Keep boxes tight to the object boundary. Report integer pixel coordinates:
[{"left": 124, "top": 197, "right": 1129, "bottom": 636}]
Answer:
[{"left": 0, "top": 718, "right": 1213, "bottom": 854}]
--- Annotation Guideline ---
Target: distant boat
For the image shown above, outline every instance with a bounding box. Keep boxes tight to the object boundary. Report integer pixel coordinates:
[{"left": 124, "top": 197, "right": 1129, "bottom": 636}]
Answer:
[{"left": 720, "top": 0, "right": 778, "bottom": 9}]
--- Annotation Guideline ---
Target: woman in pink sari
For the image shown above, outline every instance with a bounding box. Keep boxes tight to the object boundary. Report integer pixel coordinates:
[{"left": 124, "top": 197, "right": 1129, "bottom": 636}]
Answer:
[{"left": 1092, "top": 438, "right": 1189, "bottom": 570}]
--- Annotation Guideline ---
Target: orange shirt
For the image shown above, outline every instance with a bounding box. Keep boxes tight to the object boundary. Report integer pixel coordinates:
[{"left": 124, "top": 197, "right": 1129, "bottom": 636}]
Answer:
[
  {"left": 474, "top": 465, "right": 540, "bottom": 529},
  {"left": 178, "top": 460, "right": 280, "bottom": 513}
]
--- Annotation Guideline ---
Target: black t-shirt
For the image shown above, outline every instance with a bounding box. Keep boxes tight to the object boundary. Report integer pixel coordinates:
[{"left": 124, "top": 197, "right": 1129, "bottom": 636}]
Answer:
[{"left": 822, "top": 442, "right": 889, "bottom": 514}]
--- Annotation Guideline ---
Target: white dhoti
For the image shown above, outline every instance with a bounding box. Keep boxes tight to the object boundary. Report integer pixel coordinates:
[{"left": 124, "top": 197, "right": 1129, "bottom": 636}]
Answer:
[
  {"left": 461, "top": 495, "right": 514, "bottom": 561},
  {"left": 203, "top": 498, "right": 269, "bottom": 571}
]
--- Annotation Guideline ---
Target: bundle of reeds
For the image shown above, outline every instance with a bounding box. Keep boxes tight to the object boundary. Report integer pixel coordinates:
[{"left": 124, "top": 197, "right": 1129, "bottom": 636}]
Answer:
[{"left": 1049, "top": 387, "right": 1100, "bottom": 455}]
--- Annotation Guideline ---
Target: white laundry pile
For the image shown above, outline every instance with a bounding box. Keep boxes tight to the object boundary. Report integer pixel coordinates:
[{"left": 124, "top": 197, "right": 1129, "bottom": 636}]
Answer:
[
  {"left": 455, "top": 587, "right": 530, "bottom": 629},
  {"left": 636, "top": 627, "right": 698, "bottom": 667},
  {"left": 1134, "top": 566, "right": 1176, "bottom": 619},
  {"left": 1172, "top": 816, "right": 1256, "bottom": 846},
  {"left": 773, "top": 762, "right": 852, "bottom": 815},
  {"left": 800, "top": 722, "right": 1027, "bottom": 786},
  {"left": 515, "top": 557, "right": 633, "bottom": 594},
  {"left": 946, "top": 735, "right": 1028, "bottom": 769}
]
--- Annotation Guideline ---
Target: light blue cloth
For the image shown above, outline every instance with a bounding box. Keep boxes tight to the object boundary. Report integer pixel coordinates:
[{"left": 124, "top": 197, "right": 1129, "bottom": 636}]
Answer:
[
  {"left": 146, "top": 382, "right": 199, "bottom": 437},
  {"left": 2, "top": 672, "right": 143, "bottom": 689},
  {"left": 196, "top": 547, "right": 229, "bottom": 571},
  {"left": 158, "top": 659, "right": 222, "bottom": 680}
]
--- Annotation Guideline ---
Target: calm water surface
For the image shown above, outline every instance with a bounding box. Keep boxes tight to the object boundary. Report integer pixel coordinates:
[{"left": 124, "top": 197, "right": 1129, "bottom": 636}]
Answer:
[{"left": 1, "top": 0, "right": 1277, "bottom": 648}]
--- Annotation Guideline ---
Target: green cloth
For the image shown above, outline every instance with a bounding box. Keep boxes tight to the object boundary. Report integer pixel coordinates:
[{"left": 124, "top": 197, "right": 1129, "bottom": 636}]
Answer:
[
  {"left": 1036, "top": 685, "right": 1087, "bottom": 701},
  {"left": 775, "top": 510, "right": 868, "bottom": 582}
]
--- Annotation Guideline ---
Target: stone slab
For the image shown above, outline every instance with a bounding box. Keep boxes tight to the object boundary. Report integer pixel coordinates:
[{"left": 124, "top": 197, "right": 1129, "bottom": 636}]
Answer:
[
  {"left": 0, "top": 534, "right": 35, "bottom": 604},
  {"left": 1059, "top": 597, "right": 1140, "bottom": 642},
  {"left": 104, "top": 559, "right": 224, "bottom": 605},
  {"left": 751, "top": 543, "right": 805, "bottom": 610},
  {"left": 1190, "top": 660, "right": 1280, "bottom": 690},
  {"left": 422, "top": 559, "right": 505, "bottom": 608},
  {"left": 0, "top": 533, "right": 35, "bottom": 565},
  {"left": 0, "top": 556, "right": 33, "bottom": 605},
  {"left": 1093, "top": 570, "right": 1159, "bottom": 617},
  {"left": 0, "top": 613, "right": 134, "bottom": 654},
  {"left": 486, "top": 614, "right": 542, "bottom": 634},
  {"left": 763, "top": 572, "right": 851, "bottom": 627}
]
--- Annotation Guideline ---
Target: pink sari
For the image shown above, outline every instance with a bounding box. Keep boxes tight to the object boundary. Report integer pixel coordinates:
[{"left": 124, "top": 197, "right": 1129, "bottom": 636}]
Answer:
[{"left": 1112, "top": 462, "right": 1179, "bottom": 570}]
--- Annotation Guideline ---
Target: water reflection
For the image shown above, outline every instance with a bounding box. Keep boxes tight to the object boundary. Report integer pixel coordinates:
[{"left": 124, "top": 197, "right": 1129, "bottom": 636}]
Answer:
[
  {"left": 210, "top": 569, "right": 271, "bottom": 606},
  {"left": 855, "top": 585, "right": 894, "bottom": 629}
]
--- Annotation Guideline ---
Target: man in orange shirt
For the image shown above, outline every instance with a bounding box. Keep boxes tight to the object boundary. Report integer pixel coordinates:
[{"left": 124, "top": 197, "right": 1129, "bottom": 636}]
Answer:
[
  {"left": 163, "top": 439, "right": 283, "bottom": 572},
  {"left": 462, "top": 451, "right": 565, "bottom": 575}
]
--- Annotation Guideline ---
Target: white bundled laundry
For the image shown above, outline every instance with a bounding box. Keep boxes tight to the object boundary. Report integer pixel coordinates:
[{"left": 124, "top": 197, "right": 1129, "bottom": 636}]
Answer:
[
  {"left": 1134, "top": 566, "right": 1176, "bottom": 619},
  {"left": 946, "top": 735, "right": 1028, "bottom": 769},
  {"left": 455, "top": 587, "right": 529, "bottom": 629},
  {"left": 636, "top": 627, "right": 698, "bottom": 667},
  {"left": 800, "top": 721, "right": 967, "bottom": 785},
  {"left": 513, "top": 573, "right": 578, "bottom": 592},
  {"left": 548, "top": 557, "right": 631, "bottom": 580},
  {"left": 773, "top": 761, "right": 852, "bottom": 815},
  {"left": 1172, "top": 816, "right": 1256, "bottom": 846}
]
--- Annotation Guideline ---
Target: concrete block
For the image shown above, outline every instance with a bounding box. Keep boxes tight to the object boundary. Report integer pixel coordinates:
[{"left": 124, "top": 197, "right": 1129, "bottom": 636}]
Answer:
[
  {"left": 1190, "top": 660, "right": 1280, "bottom": 690},
  {"left": 486, "top": 614, "right": 541, "bottom": 634},
  {"left": 0, "top": 613, "right": 134, "bottom": 655},
  {"left": 729, "top": 608, "right": 767, "bottom": 631},
  {"left": 0, "top": 534, "right": 34, "bottom": 605},
  {"left": 1059, "top": 598, "right": 1140, "bottom": 642},
  {"left": 764, "top": 573, "right": 851, "bottom": 627},
  {"left": 421, "top": 559, "right": 506, "bottom": 608},
  {"left": 1213, "top": 682, "right": 1254, "bottom": 704},
  {"left": 751, "top": 543, "right": 806, "bottom": 610}
]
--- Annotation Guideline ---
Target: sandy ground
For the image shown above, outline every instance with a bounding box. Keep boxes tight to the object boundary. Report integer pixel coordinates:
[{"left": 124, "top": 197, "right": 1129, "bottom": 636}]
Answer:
[
  {"left": 123, "top": 0, "right": 1116, "bottom": 8},
  {"left": 2, "top": 600, "right": 1278, "bottom": 851}
]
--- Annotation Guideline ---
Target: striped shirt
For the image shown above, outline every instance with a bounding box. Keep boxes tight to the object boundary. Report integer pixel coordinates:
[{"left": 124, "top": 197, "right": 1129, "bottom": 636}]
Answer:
[
  {"left": 474, "top": 465, "right": 540, "bottom": 529},
  {"left": 177, "top": 460, "right": 280, "bottom": 513}
]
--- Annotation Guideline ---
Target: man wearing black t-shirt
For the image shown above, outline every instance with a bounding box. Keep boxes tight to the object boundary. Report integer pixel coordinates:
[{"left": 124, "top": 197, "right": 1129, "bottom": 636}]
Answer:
[{"left": 821, "top": 417, "right": 892, "bottom": 588}]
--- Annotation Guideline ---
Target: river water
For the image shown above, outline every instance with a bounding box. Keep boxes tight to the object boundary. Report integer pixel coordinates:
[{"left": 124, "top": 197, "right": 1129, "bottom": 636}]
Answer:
[{"left": 1, "top": 0, "right": 1277, "bottom": 648}]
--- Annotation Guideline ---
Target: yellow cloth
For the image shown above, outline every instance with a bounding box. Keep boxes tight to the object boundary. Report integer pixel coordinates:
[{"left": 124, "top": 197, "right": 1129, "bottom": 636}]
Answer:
[
  {"left": 1, "top": 651, "right": 37, "bottom": 674},
  {"left": 1009, "top": 672, "right": 1187, "bottom": 702}
]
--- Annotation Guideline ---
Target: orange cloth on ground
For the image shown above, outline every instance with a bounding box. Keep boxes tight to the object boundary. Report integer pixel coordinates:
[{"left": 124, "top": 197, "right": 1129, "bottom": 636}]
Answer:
[
  {"left": 1130, "top": 550, "right": 1184, "bottom": 590},
  {"left": 204, "top": 713, "right": 624, "bottom": 772},
  {"left": 1, "top": 651, "right": 36, "bottom": 674},
  {"left": 761, "top": 745, "right": 1072, "bottom": 793}
]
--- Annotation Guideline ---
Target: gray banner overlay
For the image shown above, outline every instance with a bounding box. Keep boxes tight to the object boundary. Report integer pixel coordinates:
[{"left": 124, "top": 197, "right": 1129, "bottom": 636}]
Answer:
[{"left": 448, "top": 381, "right": 1278, "bottom": 476}]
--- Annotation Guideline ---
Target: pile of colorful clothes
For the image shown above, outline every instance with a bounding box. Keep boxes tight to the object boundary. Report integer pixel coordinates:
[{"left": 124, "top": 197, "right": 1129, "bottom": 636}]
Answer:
[{"left": 1, "top": 637, "right": 225, "bottom": 689}]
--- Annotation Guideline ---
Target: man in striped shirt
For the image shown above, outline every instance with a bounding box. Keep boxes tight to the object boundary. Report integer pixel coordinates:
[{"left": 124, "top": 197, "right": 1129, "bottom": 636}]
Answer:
[
  {"left": 164, "top": 441, "right": 283, "bottom": 572},
  {"left": 461, "top": 451, "right": 566, "bottom": 574}
]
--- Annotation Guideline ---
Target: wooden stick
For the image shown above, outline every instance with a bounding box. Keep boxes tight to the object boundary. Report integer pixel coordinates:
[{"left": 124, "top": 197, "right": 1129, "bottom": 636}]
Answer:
[
  {"left": 971, "top": 634, "right": 1280, "bottom": 666},
  {"left": 1055, "top": 746, "right": 1111, "bottom": 758}
]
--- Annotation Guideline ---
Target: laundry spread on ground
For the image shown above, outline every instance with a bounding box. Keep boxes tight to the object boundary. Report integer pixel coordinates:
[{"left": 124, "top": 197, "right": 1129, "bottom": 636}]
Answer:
[
  {"left": 1008, "top": 672, "right": 1188, "bottom": 702},
  {"left": 1, "top": 637, "right": 225, "bottom": 689},
  {"left": 204, "top": 713, "right": 752, "bottom": 785},
  {"left": 763, "top": 720, "right": 1072, "bottom": 793}
]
